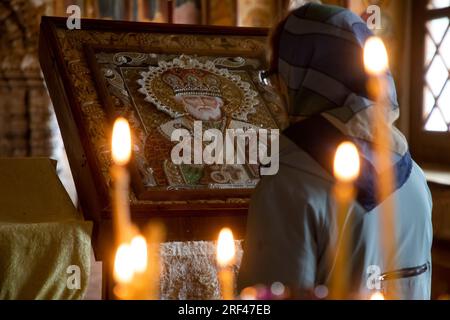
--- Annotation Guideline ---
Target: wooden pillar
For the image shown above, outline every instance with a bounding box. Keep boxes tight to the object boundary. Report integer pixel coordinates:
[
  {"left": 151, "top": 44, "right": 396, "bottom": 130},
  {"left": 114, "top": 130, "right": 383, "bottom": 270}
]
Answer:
[
  {"left": 0, "top": 0, "right": 53, "bottom": 158},
  {"left": 237, "top": 0, "right": 280, "bottom": 27}
]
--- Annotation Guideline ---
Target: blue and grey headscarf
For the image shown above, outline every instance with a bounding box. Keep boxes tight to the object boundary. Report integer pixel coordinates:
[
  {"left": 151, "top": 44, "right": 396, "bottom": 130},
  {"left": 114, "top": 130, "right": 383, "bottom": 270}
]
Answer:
[{"left": 277, "top": 3, "right": 412, "bottom": 211}]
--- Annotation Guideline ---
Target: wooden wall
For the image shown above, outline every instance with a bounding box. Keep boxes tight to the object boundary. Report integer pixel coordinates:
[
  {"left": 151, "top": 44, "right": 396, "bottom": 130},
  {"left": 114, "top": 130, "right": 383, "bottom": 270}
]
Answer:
[{"left": 0, "top": 1, "right": 53, "bottom": 157}]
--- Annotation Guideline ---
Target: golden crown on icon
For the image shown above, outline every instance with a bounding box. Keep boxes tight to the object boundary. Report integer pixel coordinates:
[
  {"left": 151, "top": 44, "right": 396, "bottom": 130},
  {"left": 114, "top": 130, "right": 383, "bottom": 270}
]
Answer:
[
  {"left": 162, "top": 69, "right": 222, "bottom": 98},
  {"left": 138, "top": 55, "right": 259, "bottom": 121}
]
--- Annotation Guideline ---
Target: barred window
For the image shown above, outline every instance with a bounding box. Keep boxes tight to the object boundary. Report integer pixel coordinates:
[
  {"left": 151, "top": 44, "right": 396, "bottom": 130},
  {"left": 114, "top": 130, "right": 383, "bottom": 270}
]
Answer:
[{"left": 411, "top": 0, "right": 450, "bottom": 163}]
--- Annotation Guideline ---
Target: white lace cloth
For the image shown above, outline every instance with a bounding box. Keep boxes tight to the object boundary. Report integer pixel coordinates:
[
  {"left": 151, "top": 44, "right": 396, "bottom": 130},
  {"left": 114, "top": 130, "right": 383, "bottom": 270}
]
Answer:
[{"left": 160, "top": 241, "right": 243, "bottom": 300}]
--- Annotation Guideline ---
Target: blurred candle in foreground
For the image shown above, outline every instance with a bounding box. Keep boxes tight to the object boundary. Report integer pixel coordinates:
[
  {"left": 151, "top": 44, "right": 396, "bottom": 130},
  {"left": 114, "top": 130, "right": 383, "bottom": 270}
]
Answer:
[
  {"left": 114, "top": 234, "right": 149, "bottom": 300},
  {"left": 114, "top": 243, "right": 134, "bottom": 284},
  {"left": 111, "top": 117, "right": 133, "bottom": 245},
  {"left": 111, "top": 119, "right": 162, "bottom": 300},
  {"left": 370, "top": 292, "right": 385, "bottom": 300},
  {"left": 112, "top": 118, "right": 132, "bottom": 166},
  {"left": 330, "top": 142, "right": 360, "bottom": 299},
  {"left": 364, "top": 37, "right": 398, "bottom": 300},
  {"left": 333, "top": 142, "right": 361, "bottom": 183},
  {"left": 240, "top": 287, "right": 258, "bottom": 300},
  {"left": 114, "top": 243, "right": 134, "bottom": 300},
  {"left": 145, "top": 221, "right": 166, "bottom": 300},
  {"left": 129, "top": 234, "right": 150, "bottom": 300},
  {"left": 363, "top": 37, "right": 389, "bottom": 76},
  {"left": 111, "top": 117, "right": 137, "bottom": 300},
  {"left": 130, "top": 235, "right": 148, "bottom": 273},
  {"left": 217, "top": 228, "right": 236, "bottom": 300}
]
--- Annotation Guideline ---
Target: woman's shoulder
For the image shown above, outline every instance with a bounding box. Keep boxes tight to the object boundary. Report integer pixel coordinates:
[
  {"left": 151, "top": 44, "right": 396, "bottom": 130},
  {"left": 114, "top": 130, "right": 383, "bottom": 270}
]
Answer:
[{"left": 253, "top": 153, "right": 333, "bottom": 216}]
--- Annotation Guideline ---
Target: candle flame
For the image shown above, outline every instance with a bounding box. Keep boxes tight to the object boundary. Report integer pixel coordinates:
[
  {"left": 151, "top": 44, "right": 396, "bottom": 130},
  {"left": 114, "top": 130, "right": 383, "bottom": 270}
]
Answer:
[
  {"left": 364, "top": 37, "right": 389, "bottom": 75},
  {"left": 130, "top": 235, "right": 148, "bottom": 273},
  {"left": 333, "top": 142, "right": 360, "bottom": 182},
  {"left": 114, "top": 234, "right": 148, "bottom": 284},
  {"left": 217, "top": 228, "right": 236, "bottom": 268},
  {"left": 112, "top": 117, "right": 132, "bottom": 166},
  {"left": 370, "top": 292, "right": 385, "bottom": 300},
  {"left": 240, "top": 287, "right": 258, "bottom": 300},
  {"left": 114, "top": 244, "right": 134, "bottom": 284}
]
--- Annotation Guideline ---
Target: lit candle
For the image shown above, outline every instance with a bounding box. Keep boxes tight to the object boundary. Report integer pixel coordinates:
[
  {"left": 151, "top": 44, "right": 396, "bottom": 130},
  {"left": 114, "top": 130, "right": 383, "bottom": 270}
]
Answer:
[
  {"left": 130, "top": 235, "right": 148, "bottom": 274},
  {"left": 112, "top": 118, "right": 160, "bottom": 300},
  {"left": 111, "top": 117, "right": 133, "bottom": 245},
  {"left": 113, "top": 234, "right": 149, "bottom": 300},
  {"left": 364, "top": 37, "right": 398, "bottom": 300},
  {"left": 144, "top": 221, "right": 166, "bottom": 300},
  {"left": 128, "top": 234, "right": 150, "bottom": 300},
  {"left": 363, "top": 37, "right": 389, "bottom": 76},
  {"left": 370, "top": 291, "right": 385, "bottom": 300},
  {"left": 114, "top": 243, "right": 134, "bottom": 284},
  {"left": 113, "top": 243, "right": 134, "bottom": 299},
  {"left": 330, "top": 142, "right": 360, "bottom": 299},
  {"left": 111, "top": 117, "right": 140, "bottom": 300},
  {"left": 240, "top": 287, "right": 258, "bottom": 300},
  {"left": 217, "top": 228, "right": 236, "bottom": 300}
]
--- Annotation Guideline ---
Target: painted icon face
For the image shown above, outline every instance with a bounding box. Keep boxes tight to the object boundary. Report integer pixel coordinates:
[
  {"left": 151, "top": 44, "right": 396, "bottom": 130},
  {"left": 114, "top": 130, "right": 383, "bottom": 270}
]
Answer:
[{"left": 180, "top": 95, "right": 224, "bottom": 121}]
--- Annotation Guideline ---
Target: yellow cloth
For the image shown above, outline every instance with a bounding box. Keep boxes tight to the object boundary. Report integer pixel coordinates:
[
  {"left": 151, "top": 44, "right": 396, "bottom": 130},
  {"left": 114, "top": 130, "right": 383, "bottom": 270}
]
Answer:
[{"left": 0, "top": 158, "right": 93, "bottom": 300}]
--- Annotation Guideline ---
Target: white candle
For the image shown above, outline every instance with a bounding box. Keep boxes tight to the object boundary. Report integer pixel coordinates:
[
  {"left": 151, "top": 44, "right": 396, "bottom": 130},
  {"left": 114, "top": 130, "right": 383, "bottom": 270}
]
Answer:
[
  {"left": 370, "top": 291, "right": 385, "bottom": 300},
  {"left": 217, "top": 228, "right": 236, "bottom": 300},
  {"left": 111, "top": 117, "right": 139, "bottom": 300},
  {"left": 111, "top": 118, "right": 164, "bottom": 300},
  {"left": 113, "top": 234, "right": 149, "bottom": 300},
  {"left": 113, "top": 243, "right": 134, "bottom": 300},
  {"left": 364, "top": 37, "right": 398, "bottom": 300},
  {"left": 330, "top": 142, "right": 360, "bottom": 299},
  {"left": 111, "top": 117, "right": 133, "bottom": 245},
  {"left": 144, "top": 222, "right": 166, "bottom": 300}
]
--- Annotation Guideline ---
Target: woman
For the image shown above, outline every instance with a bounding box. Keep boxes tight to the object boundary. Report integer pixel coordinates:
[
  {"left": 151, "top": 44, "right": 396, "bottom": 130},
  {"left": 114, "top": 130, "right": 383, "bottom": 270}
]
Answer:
[{"left": 238, "top": 3, "right": 433, "bottom": 299}]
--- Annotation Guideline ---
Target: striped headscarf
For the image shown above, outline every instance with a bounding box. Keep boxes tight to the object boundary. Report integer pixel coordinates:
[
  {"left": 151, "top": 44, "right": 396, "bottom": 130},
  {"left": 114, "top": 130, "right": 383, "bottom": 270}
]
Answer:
[
  {"left": 276, "top": 3, "right": 412, "bottom": 211},
  {"left": 276, "top": 3, "right": 408, "bottom": 157}
]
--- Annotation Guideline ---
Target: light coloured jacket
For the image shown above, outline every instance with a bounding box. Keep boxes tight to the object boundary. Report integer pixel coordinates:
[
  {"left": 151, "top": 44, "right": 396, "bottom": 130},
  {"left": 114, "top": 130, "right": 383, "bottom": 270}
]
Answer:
[{"left": 238, "top": 135, "right": 433, "bottom": 300}]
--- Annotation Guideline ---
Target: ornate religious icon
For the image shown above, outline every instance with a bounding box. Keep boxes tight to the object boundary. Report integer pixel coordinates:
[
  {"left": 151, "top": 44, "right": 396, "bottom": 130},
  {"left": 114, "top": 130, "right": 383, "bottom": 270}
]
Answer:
[
  {"left": 94, "top": 51, "right": 282, "bottom": 195},
  {"left": 136, "top": 55, "right": 262, "bottom": 189},
  {"left": 40, "top": 17, "right": 288, "bottom": 220}
]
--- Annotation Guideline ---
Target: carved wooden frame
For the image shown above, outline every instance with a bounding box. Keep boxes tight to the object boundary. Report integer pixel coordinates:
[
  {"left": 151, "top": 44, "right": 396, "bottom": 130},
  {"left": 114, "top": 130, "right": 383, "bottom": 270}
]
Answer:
[{"left": 39, "top": 18, "right": 273, "bottom": 245}]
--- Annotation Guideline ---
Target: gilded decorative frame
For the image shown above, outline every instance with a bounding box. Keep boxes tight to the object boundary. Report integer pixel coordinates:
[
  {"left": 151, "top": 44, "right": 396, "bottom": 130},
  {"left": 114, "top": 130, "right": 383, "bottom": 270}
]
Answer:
[{"left": 39, "top": 17, "right": 282, "bottom": 225}]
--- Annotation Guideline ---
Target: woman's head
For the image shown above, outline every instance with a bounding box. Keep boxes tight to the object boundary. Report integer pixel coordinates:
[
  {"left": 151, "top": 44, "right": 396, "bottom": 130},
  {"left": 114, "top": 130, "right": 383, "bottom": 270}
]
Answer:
[
  {"left": 267, "top": 2, "right": 398, "bottom": 121},
  {"left": 268, "top": 0, "right": 322, "bottom": 75},
  {"left": 267, "top": 2, "right": 408, "bottom": 156}
]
